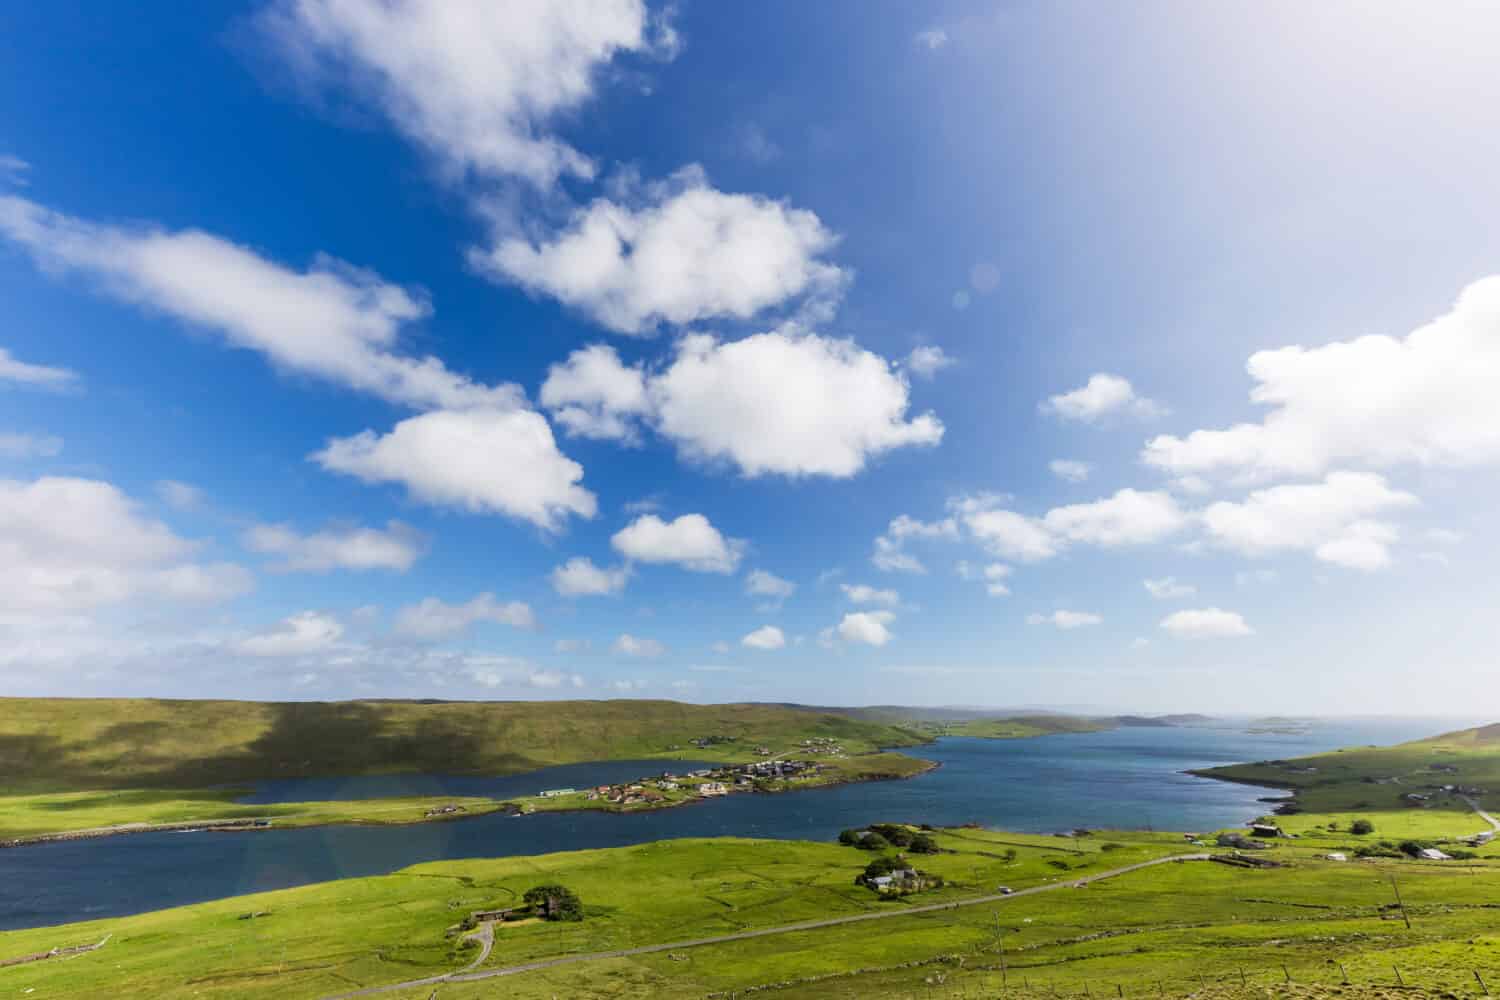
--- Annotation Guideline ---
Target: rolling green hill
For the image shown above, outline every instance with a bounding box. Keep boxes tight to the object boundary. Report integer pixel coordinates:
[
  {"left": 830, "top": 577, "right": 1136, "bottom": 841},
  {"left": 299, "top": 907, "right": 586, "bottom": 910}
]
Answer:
[
  {"left": 1197, "top": 720, "right": 1500, "bottom": 839},
  {"left": 0, "top": 697, "right": 928, "bottom": 795}
]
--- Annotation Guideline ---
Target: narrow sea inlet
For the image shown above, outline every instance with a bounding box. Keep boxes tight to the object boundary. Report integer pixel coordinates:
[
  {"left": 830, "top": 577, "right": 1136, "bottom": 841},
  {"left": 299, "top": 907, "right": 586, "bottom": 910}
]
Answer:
[{"left": 0, "top": 719, "right": 1448, "bottom": 930}]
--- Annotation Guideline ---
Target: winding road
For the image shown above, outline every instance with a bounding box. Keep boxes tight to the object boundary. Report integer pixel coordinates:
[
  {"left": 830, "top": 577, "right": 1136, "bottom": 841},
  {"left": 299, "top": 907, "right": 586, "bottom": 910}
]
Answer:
[
  {"left": 1460, "top": 794, "right": 1500, "bottom": 835},
  {"left": 322, "top": 852, "right": 1211, "bottom": 998}
]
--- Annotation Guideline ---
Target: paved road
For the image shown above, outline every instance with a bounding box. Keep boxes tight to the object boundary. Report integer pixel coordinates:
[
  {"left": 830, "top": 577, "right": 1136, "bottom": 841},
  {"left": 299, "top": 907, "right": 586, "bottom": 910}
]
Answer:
[
  {"left": 323, "top": 852, "right": 1211, "bottom": 998},
  {"left": 1460, "top": 795, "right": 1500, "bottom": 833}
]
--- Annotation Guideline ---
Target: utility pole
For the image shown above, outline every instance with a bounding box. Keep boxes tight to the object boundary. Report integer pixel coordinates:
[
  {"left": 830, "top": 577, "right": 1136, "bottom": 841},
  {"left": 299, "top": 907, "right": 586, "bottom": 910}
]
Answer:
[
  {"left": 995, "top": 911, "right": 1008, "bottom": 992},
  {"left": 1390, "top": 875, "right": 1412, "bottom": 930}
]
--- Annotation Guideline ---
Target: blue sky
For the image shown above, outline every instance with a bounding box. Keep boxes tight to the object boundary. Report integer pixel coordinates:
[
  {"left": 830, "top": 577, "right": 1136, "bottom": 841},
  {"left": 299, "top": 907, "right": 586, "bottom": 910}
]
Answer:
[{"left": 2, "top": 1, "right": 1498, "bottom": 714}]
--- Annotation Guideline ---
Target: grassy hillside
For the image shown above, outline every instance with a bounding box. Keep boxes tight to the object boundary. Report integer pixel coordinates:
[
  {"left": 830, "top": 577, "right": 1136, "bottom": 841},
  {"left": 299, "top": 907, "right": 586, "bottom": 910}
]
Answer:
[
  {"left": 0, "top": 697, "right": 928, "bottom": 795},
  {"left": 944, "top": 713, "right": 1118, "bottom": 739},
  {"left": 790, "top": 705, "right": 1123, "bottom": 739},
  {"left": 1198, "top": 721, "right": 1500, "bottom": 839},
  {"left": 2, "top": 825, "right": 1497, "bottom": 999}
]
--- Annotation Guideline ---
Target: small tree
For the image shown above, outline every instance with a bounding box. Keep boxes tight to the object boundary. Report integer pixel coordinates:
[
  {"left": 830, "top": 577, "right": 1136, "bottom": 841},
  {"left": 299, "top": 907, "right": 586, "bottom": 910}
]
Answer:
[
  {"left": 909, "top": 833, "right": 939, "bottom": 854},
  {"left": 523, "top": 884, "right": 583, "bottom": 922},
  {"left": 1350, "top": 818, "right": 1375, "bottom": 836},
  {"left": 859, "top": 832, "right": 890, "bottom": 851},
  {"left": 1398, "top": 840, "right": 1429, "bottom": 858},
  {"left": 838, "top": 828, "right": 861, "bottom": 846}
]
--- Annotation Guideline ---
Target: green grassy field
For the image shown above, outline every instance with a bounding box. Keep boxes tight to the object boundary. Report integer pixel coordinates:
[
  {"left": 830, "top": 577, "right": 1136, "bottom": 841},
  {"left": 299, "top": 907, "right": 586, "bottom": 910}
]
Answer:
[{"left": 3, "top": 824, "right": 1497, "bottom": 999}]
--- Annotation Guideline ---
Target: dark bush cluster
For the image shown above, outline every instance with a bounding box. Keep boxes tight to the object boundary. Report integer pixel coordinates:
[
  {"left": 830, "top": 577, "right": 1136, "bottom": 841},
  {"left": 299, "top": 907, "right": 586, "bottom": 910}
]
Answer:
[{"left": 523, "top": 884, "right": 583, "bottom": 922}]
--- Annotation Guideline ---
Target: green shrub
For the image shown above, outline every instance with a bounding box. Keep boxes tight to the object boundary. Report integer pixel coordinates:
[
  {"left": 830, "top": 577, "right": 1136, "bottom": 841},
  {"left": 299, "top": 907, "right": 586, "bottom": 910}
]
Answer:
[
  {"left": 1350, "top": 818, "right": 1375, "bottom": 835},
  {"left": 868, "top": 823, "right": 914, "bottom": 847}
]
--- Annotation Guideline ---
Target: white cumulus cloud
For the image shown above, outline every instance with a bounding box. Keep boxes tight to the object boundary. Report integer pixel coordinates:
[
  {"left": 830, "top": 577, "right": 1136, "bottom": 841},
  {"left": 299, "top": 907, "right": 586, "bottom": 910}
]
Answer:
[
  {"left": 1049, "top": 459, "right": 1091, "bottom": 483},
  {"left": 237, "top": 610, "right": 344, "bottom": 657},
  {"left": 539, "top": 335, "right": 941, "bottom": 479},
  {"left": 613, "top": 633, "right": 665, "bottom": 658},
  {"left": 982, "top": 563, "right": 1013, "bottom": 597},
  {"left": 650, "top": 331, "right": 943, "bottom": 478},
  {"left": 904, "top": 345, "right": 954, "bottom": 379},
  {"left": 745, "top": 569, "right": 796, "bottom": 603},
  {"left": 1042, "top": 374, "right": 1164, "bottom": 423},
  {"left": 838, "top": 610, "right": 895, "bottom": 646},
  {"left": 393, "top": 593, "right": 535, "bottom": 640},
  {"left": 872, "top": 514, "right": 959, "bottom": 573},
  {"left": 1026, "top": 610, "right": 1102, "bottom": 629},
  {"left": 1200, "top": 471, "right": 1417, "bottom": 571},
  {"left": 550, "top": 556, "right": 630, "bottom": 597},
  {"left": 260, "top": 0, "right": 663, "bottom": 190},
  {"left": 1143, "top": 275, "right": 1500, "bottom": 480},
  {"left": 611, "top": 513, "right": 743, "bottom": 573},
  {"left": 741, "top": 625, "right": 785, "bottom": 650},
  {"left": 313, "top": 407, "right": 596, "bottom": 531},
  {"left": 841, "top": 583, "right": 900, "bottom": 606},
  {"left": 539, "top": 343, "right": 651, "bottom": 442},
  {"left": 1143, "top": 577, "right": 1196, "bottom": 600},
  {"left": 1160, "top": 607, "right": 1253, "bottom": 639},
  {"left": 0, "top": 476, "right": 252, "bottom": 616},
  {"left": 244, "top": 520, "right": 424, "bottom": 573},
  {"left": 482, "top": 166, "right": 847, "bottom": 334}
]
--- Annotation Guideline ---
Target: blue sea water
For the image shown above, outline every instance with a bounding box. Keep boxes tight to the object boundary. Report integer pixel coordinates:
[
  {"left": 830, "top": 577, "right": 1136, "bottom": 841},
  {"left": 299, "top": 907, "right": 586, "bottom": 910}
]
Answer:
[{"left": 0, "top": 717, "right": 1471, "bottom": 930}]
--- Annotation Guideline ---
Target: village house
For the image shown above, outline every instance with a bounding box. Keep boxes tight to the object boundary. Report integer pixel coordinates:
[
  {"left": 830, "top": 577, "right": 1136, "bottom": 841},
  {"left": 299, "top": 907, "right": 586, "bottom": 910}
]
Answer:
[
  {"left": 538, "top": 787, "right": 576, "bottom": 798},
  {"left": 698, "top": 781, "right": 728, "bottom": 797}
]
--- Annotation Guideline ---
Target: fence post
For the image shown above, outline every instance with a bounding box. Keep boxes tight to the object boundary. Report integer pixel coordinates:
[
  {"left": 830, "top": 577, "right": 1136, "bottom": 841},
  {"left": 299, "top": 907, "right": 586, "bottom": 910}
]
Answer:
[
  {"left": 1393, "top": 965, "right": 1405, "bottom": 987},
  {"left": 1239, "top": 968, "right": 1247, "bottom": 987},
  {"left": 1339, "top": 963, "right": 1349, "bottom": 984},
  {"left": 1116, "top": 985, "right": 1123, "bottom": 998},
  {"left": 1283, "top": 963, "right": 1292, "bottom": 983},
  {"left": 1476, "top": 969, "right": 1491, "bottom": 996}
]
